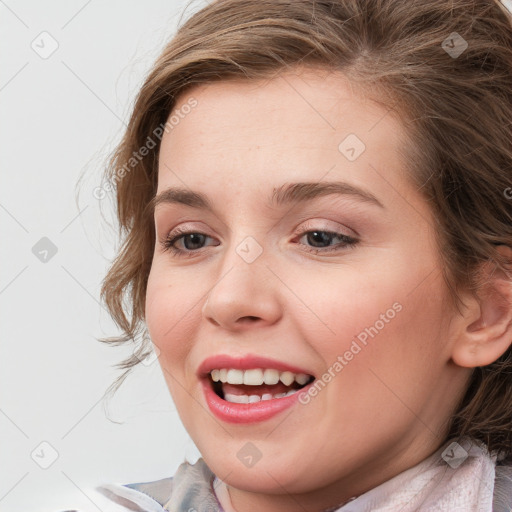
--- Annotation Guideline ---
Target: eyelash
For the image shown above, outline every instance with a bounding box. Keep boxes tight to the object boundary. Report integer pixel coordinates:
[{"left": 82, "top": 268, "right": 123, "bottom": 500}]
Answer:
[{"left": 159, "top": 226, "right": 359, "bottom": 257}]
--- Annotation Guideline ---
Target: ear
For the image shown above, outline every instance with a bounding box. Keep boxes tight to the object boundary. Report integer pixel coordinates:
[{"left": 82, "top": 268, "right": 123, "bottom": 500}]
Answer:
[{"left": 451, "top": 245, "right": 512, "bottom": 368}]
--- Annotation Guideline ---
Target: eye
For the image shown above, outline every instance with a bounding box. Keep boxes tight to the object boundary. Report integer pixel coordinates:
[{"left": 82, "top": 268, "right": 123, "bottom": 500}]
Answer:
[
  {"left": 160, "top": 228, "right": 217, "bottom": 257},
  {"left": 159, "top": 226, "right": 359, "bottom": 258},
  {"left": 295, "top": 229, "right": 358, "bottom": 254}
]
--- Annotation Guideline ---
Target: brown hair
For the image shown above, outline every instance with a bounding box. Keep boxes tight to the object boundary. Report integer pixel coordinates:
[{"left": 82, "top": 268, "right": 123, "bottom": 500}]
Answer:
[{"left": 97, "top": 0, "right": 512, "bottom": 462}]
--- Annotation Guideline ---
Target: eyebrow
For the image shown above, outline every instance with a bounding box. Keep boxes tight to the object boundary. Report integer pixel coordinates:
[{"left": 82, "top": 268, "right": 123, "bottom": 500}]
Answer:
[{"left": 149, "top": 181, "right": 384, "bottom": 215}]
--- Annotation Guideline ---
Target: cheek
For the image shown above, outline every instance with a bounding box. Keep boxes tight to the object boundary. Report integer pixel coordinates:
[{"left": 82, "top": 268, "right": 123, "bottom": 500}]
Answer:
[
  {"left": 324, "top": 272, "right": 448, "bottom": 424},
  {"left": 284, "top": 262, "right": 404, "bottom": 348},
  {"left": 288, "top": 260, "right": 447, "bottom": 384},
  {"left": 145, "top": 264, "right": 200, "bottom": 372}
]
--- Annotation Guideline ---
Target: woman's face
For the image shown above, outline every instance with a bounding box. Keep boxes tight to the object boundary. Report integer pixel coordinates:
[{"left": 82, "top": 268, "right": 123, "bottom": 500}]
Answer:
[{"left": 145, "top": 67, "right": 472, "bottom": 510}]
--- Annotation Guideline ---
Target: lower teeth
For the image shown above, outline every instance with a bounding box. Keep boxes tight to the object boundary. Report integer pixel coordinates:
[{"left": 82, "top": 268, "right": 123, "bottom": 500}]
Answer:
[{"left": 223, "top": 389, "right": 298, "bottom": 404}]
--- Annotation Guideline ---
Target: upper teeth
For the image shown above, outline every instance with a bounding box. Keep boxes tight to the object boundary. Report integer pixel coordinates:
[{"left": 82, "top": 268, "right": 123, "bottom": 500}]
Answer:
[{"left": 210, "top": 368, "right": 310, "bottom": 386}]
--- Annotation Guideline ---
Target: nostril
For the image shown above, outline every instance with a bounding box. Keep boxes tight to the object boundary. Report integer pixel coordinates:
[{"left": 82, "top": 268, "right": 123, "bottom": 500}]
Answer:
[{"left": 240, "top": 316, "right": 259, "bottom": 322}]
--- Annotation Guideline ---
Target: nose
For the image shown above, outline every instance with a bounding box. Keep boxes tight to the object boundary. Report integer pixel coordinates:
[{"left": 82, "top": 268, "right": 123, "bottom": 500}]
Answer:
[{"left": 201, "top": 243, "right": 283, "bottom": 331}]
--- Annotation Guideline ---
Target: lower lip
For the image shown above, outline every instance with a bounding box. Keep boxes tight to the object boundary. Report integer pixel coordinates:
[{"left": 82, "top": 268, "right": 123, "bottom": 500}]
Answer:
[{"left": 201, "top": 378, "right": 312, "bottom": 424}]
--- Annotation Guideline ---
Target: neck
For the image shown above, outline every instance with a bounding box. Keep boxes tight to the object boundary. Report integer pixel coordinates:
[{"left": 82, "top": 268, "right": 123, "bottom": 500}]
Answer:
[{"left": 220, "top": 437, "right": 444, "bottom": 512}]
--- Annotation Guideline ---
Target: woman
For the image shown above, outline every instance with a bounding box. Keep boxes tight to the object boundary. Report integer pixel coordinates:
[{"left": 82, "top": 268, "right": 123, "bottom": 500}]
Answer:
[{"left": 70, "top": 0, "right": 512, "bottom": 510}]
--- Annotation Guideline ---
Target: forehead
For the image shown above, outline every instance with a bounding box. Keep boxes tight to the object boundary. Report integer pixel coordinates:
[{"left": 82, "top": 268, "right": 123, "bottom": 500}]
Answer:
[{"left": 156, "top": 68, "right": 408, "bottom": 198}]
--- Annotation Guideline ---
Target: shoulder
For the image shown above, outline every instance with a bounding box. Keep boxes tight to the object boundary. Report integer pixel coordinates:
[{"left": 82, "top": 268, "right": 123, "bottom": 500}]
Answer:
[
  {"left": 49, "top": 479, "right": 172, "bottom": 512},
  {"left": 88, "top": 458, "right": 219, "bottom": 512},
  {"left": 493, "top": 461, "right": 512, "bottom": 512},
  {"left": 48, "top": 482, "right": 168, "bottom": 512}
]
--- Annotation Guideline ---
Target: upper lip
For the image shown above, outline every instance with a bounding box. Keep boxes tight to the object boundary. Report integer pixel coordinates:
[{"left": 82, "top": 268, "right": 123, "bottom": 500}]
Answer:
[{"left": 197, "top": 354, "right": 315, "bottom": 378}]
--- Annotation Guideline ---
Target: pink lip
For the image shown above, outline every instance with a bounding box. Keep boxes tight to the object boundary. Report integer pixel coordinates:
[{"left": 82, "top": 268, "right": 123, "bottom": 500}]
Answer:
[
  {"left": 196, "top": 354, "right": 314, "bottom": 377},
  {"left": 197, "top": 353, "right": 315, "bottom": 424},
  {"left": 201, "top": 377, "right": 314, "bottom": 424}
]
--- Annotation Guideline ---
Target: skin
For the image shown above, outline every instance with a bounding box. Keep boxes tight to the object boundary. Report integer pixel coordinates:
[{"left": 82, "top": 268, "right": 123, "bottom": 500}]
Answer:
[{"left": 144, "top": 66, "right": 511, "bottom": 512}]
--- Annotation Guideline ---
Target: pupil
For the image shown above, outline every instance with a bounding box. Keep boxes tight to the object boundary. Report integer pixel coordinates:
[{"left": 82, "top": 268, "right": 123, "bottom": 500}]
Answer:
[
  {"left": 184, "top": 233, "right": 204, "bottom": 250},
  {"left": 308, "top": 231, "right": 331, "bottom": 248}
]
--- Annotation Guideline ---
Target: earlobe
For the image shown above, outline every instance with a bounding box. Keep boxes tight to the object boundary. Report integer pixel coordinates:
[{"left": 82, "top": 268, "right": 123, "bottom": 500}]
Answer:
[{"left": 451, "top": 246, "right": 512, "bottom": 369}]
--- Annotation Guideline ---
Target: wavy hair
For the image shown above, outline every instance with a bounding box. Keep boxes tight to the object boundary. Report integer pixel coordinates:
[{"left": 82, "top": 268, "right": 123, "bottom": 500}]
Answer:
[{"left": 97, "top": 0, "right": 512, "bottom": 462}]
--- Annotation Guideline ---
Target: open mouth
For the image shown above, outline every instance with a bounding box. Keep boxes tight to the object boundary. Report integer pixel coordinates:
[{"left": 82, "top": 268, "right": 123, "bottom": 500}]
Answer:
[{"left": 208, "top": 368, "right": 315, "bottom": 403}]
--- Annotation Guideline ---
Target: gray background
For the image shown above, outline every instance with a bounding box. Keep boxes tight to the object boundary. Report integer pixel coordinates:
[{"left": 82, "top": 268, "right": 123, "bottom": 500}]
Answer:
[{"left": 0, "top": 1, "right": 207, "bottom": 510}]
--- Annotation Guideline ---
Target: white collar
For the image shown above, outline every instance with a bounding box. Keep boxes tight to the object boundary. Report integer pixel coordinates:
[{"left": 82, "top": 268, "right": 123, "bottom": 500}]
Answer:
[{"left": 334, "top": 437, "right": 497, "bottom": 511}]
